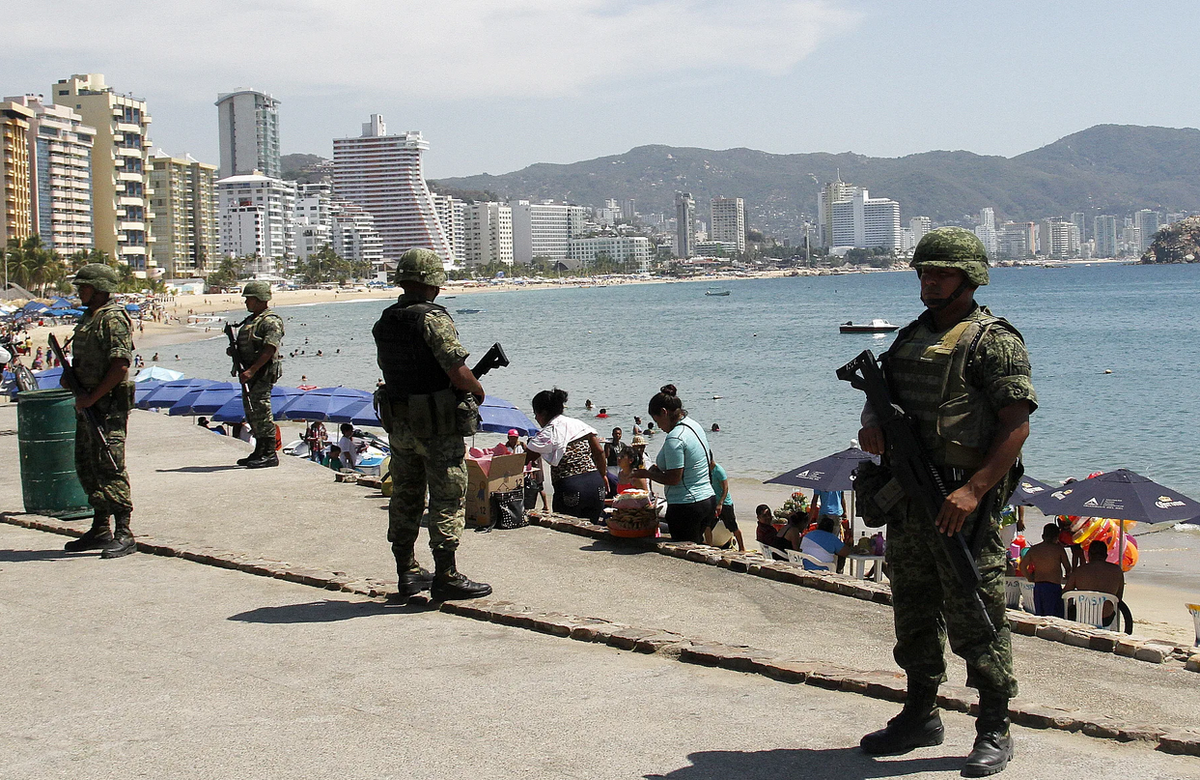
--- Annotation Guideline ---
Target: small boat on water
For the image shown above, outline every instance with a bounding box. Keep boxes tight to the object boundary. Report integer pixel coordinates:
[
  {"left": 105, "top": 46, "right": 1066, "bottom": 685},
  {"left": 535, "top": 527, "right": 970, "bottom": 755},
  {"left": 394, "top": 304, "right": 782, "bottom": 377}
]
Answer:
[
  {"left": 705, "top": 288, "right": 731, "bottom": 297},
  {"left": 456, "top": 308, "right": 484, "bottom": 314},
  {"left": 840, "top": 319, "right": 900, "bottom": 333}
]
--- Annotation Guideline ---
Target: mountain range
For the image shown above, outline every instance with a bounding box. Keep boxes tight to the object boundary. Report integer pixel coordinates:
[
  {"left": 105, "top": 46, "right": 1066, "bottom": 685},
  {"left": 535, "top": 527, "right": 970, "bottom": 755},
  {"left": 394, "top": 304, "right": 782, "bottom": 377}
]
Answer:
[{"left": 429, "top": 125, "right": 1200, "bottom": 240}]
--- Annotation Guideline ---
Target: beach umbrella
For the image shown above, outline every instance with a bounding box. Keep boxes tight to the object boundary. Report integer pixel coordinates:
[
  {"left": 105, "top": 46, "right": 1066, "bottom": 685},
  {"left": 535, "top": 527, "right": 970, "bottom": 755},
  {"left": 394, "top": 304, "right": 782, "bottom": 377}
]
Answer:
[
  {"left": 765, "top": 447, "right": 877, "bottom": 492},
  {"left": 168, "top": 381, "right": 240, "bottom": 416},
  {"left": 210, "top": 385, "right": 305, "bottom": 423},
  {"left": 49, "top": 296, "right": 75, "bottom": 308},
  {"left": 478, "top": 397, "right": 539, "bottom": 436},
  {"left": 33, "top": 366, "right": 62, "bottom": 386},
  {"left": 1025, "top": 469, "right": 1200, "bottom": 525},
  {"left": 22, "top": 301, "right": 48, "bottom": 313},
  {"left": 327, "top": 396, "right": 380, "bottom": 427},
  {"left": 134, "top": 380, "right": 163, "bottom": 404},
  {"left": 134, "top": 366, "right": 184, "bottom": 383},
  {"left": 137, "top": 377, "right": 215, "bottom": 409},
  {"left": 274, "top": 386, "right": 371, "bottom": 421},
  {"left": 125, "top": 303, "right": 141, "bottom": 313},
  {"left": 1008, "top": 476, "right": 1055, "bottom": 507}
]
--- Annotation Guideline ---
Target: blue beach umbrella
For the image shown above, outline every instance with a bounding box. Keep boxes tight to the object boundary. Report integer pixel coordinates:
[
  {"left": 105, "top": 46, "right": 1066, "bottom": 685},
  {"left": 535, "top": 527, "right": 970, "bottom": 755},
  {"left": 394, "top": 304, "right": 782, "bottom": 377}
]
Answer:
[
  {"left": 765, "top": 447, "right": 877, "bottom": 492},
  {"left": 1025, "top": 469, "right": 1200, "bottom": 525},
  {"left": 134, "top": 380, "right": 163, "bottom": 404},
  {"left": 478, "top": 397, "right": 539, "bottom": 436},
  {"left": 168, "top": 382, "right": 240, "bottom": 416},
  {"left": 137, "top": 378, "right": 215, "bottom": 410},
  {"left": 135, "top": 366, "right": 185, "bottom": 382},
  {"left": 210, "top": 385, "right": 305, "bottom": 423},
  {"left": 275, "top": 386, "right": 371, "bottom": 421},
  {"left": 34, "top": 366, "right": 63, "bottom": 386},
  {"left": 125, "top": 303, "right": 141, "bottom": 313},
  {"left": 327, "top": 396, "right": 380, "bottom": 427}
]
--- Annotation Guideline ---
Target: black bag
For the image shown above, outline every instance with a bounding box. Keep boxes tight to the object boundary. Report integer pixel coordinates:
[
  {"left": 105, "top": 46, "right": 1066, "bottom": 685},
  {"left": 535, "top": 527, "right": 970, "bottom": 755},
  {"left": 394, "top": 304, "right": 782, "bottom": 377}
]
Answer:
[{"left": 490, "top": 488, "right": 527, "bottom": 530}]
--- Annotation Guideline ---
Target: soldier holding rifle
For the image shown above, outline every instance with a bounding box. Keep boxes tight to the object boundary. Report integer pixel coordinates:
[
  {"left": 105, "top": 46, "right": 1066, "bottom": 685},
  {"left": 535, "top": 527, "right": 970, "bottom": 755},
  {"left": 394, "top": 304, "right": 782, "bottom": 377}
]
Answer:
[
  {"left": 59, "top": 264, "right": 138, "bottom": 558},
  {"left": 227, "top": 281, "right": 284, "bottom": 468},
  {"left": 850, "top": 228, "right": 1036, "bottom": 777}
]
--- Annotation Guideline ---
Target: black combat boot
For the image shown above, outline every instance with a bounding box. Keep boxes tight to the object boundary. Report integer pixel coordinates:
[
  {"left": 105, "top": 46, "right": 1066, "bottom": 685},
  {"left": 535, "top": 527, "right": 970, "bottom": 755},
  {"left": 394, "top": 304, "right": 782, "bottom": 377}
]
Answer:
[
  {"left": 860, "top": 681, "right": 944, "bottom": 755},
  {"left": 393, "top": 542, "right": 433, "bottom": 599},
  {"left": 430, "top": 549, "right": 492, "bottom": 601},
  {"left": 64, "top": 514, "right": 113, "bottom": 552},
  {"left": 246, "top": 441, "right": 279, "bottom": 469},
  {"left": 100, "top": 515, "right": 136, "bottom": 559},
  {"left": 962, "top": 693, "right": 1013, "bottom": 777},
  {"left": 237, "top": 439, "right": 265, "bottom": 467}
]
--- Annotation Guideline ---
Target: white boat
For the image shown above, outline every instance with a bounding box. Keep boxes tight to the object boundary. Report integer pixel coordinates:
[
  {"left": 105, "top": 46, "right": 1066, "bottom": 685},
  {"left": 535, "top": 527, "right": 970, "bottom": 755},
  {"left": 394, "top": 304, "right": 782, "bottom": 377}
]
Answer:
[
  {"left": 705, "top": 288, "right": 731, "bottom": 297},
  {"left": 840, "top": 319, "right": 900, "bottom": 333}
]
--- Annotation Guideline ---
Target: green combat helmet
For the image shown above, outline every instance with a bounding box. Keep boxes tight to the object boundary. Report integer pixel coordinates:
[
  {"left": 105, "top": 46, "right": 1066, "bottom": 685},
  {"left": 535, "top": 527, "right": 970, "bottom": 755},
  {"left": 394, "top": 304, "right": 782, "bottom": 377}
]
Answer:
[
  {"left": 241, "top": 281, "right": 272, "bottom": 301},
  {"left": 72, "top": 263, "right": 120, "bottom": 293},
  {"left": 394, "top": 248, "right": 447, "bottom": 288},
  {"left": 911, "top": 227, "right": 990, "bottom": 286}
]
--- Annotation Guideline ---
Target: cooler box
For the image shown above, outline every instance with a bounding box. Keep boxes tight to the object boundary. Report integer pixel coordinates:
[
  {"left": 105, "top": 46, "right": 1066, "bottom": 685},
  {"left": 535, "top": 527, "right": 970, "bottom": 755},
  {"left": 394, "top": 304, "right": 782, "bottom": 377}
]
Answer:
[{"left": 465, "top": 452, "right": 527, "bottom": 527}]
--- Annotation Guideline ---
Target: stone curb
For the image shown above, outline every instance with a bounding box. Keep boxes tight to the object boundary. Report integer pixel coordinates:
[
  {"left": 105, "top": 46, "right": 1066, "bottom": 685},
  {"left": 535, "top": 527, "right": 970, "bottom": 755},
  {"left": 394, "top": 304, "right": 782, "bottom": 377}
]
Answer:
[
  {"left": 5, "top": 509, "right": 1200, "bottom": 757},
  {"left": 522, "top": 511, "right": 1199, "bottom": 671}
]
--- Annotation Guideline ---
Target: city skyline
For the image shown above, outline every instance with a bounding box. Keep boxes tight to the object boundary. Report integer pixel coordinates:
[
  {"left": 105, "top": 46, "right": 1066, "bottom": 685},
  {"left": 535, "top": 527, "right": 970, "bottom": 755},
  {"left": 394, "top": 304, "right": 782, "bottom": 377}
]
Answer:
[{"left": 2, "top": 1, "right": 1197, "bottom": 179}]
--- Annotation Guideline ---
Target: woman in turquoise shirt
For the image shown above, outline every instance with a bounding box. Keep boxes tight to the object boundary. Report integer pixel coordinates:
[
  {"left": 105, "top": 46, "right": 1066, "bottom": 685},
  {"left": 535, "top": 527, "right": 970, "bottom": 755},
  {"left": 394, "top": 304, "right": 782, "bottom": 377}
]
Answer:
[{"left": 633, "top": 384, "right": 716, "bottom": 542}]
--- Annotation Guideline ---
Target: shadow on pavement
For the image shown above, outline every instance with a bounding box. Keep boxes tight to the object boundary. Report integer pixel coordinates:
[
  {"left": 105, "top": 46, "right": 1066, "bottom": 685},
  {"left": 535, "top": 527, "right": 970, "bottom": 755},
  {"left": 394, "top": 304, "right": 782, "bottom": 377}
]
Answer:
[
  {"left": 228, "top": 599, "right": 432, "bottom": 624},
  {"left": 647, "top": 747, "right": 964, "bottom": 779},
  {"left": 156, "top": 465, "right": 244, "bottom": 473},
  {"left": 0, "top": 548, "right": 74, "bottom": 562},
  {"left": 579, "top": 539, "right": 657, "bottom": 556}
]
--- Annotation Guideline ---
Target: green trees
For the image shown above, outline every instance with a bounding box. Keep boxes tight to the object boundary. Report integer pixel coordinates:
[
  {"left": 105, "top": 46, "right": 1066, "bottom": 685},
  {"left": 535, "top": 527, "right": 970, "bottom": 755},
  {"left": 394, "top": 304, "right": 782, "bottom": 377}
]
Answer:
[
  {"left": 205, "top": 256, "right": 247, "bottom": 292},
  {"left": 293, "top": 245, "right": 372, "bottom": 285},
  {"left": 4, "top": 235, "right": 64, "bottom": 295}
]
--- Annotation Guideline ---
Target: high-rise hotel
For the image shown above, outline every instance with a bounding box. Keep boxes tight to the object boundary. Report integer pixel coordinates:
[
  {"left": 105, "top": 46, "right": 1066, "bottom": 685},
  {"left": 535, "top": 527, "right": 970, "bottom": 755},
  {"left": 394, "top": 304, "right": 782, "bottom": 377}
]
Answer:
[
  {"left": 334, "top": 115, "right": 454, "bottom": 267},
  {"left": 215, "top": 89, "right": 281, "bottom": 180}
]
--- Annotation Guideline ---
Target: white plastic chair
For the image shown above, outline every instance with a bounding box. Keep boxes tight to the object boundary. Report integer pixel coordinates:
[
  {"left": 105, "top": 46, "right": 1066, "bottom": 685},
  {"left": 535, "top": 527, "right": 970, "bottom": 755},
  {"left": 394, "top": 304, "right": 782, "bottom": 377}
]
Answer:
[
  {"left": 1186, "top": 603, "right": 1200, "bottom": 647},
  {"left": 1003, "top": 577, "right": 1023, "bottom": 609},
  {"left": 1063, "top": 590, "right": 1122, "bottom": 633},
  {"left": 786, "top": 549, "right": 831, "bottom": 571},
  {"left": 757, "top": 541, "right": 789, "bottom": 561},
  {"left": 1019, "top": 580, "right": 1036, "bottom": 614}
]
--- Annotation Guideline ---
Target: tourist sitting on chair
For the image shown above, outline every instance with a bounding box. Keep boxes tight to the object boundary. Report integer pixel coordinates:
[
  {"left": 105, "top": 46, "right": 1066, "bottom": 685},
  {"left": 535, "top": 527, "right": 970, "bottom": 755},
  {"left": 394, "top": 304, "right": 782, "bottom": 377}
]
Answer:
[
  {"left": 799, "top": 515, "right": 852, "bottom": 572},
  {"left": 1064, "top": 539, "right": 1124, "bottom": 627}
]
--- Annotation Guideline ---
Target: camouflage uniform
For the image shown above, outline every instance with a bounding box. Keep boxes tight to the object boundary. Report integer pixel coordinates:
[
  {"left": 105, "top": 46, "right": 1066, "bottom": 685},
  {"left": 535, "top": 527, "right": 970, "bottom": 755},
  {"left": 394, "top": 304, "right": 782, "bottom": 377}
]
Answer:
[
  {"left": 379, "top": 292, "right": 470, "bottom": 553},
  {"left": 236, "top": 308, "right": 284, "bottom": 442},
  {"left": 72, "top": 297, "right": 135, "bottom": 519},
  {"left": 883, "top": 304, "right": 1037, "bottom": 699}
]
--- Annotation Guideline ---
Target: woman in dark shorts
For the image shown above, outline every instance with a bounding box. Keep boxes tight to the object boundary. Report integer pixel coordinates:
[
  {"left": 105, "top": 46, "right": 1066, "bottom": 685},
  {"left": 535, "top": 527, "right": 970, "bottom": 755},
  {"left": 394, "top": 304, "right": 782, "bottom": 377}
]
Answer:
[
  {"left": 525, "top": 388, "right": 609, "bottom": 521},
  {"left": 633, "top": 385, "right": 716, "bottom": 542}
]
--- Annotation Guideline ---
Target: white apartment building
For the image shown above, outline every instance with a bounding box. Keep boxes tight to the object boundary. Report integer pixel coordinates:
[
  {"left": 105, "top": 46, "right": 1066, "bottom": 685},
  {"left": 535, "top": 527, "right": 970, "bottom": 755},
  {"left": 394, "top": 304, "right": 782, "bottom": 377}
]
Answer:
[
  {"left": 4, "top": 95, "right": 95, "bottom": 255},
  {"left": 148, "top": 150, "right": 218, "bottom": 277},
  {"left": 216, "top": 89, "right": 281, "bottom": 180},
  {"left": 217, "top": 173, "right": 295, "bottom": 277},
  {"left": 1093, "top": 215, "right": 1119, "bottom": 258},
  {"left": 331, "top": 202, "right": 384, "bottom": 272},
  {"left": 909, "top": 216, "right": 931, "bottom": 246},
  {"left": 829, "top": 188, "right": 901, "bottom": 250},
  {"left": 710, "top": 197, "right": 746, "bottom": 253},
  {"left": 462, "top": 202, "right": 513, "bottom": 266},
  {"left": 817, "top": 176, "right": 858, "bottom": 247},
  {"left": 973, "top": 207, "right": 998, "bottom": 256},
  {"left": 333, "top": 114, "right": 454, "bottom": 266},
  {"left": 1134, "top": 209, "right": 1160, "bottom": 252},
  {"left": 1039, "top": 219, "right": 1080, "bottom": 258},
  {"left": 998, "top": 222, "right": 1035, "bottom": 258},
  {"left": 432, "top": 193, "right": 465, "bottom": 263},
  {"left": 567, "top": 235, "right": 652, "bottom": 273},
  {"left": 510, "top": 200, "right": 589, "bottom": 264},
  {"left": 675, "top": 192, "right": 695, "bottom": 258},
  {"left": 51, "top": 73, "right": 154, "bottom": 270}
]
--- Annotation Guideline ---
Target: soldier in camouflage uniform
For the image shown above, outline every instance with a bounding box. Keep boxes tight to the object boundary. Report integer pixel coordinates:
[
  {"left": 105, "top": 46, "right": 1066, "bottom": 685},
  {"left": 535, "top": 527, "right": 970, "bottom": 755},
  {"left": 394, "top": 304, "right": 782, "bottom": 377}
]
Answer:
[
  {"left": 229, "top": 281, "right": 284, "bottom": 468},
  {"left": 373, "top": 249, "right": 491, "bottom": 602},
  {"left": 62, "top": 264, "right": 137, "bottom": 558},
  {"left": 857, "top": 228, "right": 1036, "bottom": 777}
]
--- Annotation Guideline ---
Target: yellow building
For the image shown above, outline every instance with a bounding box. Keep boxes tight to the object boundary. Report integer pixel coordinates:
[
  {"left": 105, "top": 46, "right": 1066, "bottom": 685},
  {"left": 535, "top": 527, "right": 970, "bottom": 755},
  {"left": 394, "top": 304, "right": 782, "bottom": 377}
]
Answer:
[
  {"left": 51, "top": 74, "right": 154, "bottom": 271},
  {"left": 149, "top": 150, "right": 218, "bottom": 277},
  {"left": 1, "top": 100, "right": 34, "bottom": 244}
]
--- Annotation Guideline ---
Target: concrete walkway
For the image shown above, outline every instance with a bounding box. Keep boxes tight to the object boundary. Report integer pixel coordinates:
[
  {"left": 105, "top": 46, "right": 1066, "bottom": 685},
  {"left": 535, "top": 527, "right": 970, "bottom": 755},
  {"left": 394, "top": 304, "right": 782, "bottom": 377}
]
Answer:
[{"left": 1, "top": 405, "right": 1199, "bottom": 773}]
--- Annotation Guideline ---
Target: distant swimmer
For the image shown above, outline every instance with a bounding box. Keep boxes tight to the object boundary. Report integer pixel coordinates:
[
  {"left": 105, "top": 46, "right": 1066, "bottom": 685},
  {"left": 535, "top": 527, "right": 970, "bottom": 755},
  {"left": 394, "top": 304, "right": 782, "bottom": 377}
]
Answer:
[{"left": 710, "top": 422, "right": 720, "bottom": 432}]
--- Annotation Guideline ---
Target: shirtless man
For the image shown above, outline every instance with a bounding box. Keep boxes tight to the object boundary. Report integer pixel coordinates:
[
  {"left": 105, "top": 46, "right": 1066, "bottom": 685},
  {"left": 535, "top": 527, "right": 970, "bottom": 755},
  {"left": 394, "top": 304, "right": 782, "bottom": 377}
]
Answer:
[
  {"left": 1022, "top": 523, "right": 1073, "bottom": 617},
  {"left": 1065, "top": 540, "right": 1124, "bottom": 625}
]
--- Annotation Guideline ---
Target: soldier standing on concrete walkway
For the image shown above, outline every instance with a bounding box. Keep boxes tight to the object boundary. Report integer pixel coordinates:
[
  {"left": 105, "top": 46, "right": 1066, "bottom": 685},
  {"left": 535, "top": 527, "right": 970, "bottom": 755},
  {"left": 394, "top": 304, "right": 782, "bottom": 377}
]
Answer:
[
  {"left": 373, "top": 249, "right": 491, "bottom": 602},
  {"left": 62, "top": 264, "right": 137, "bottom": 559},
  {"left": 230, "top": 281, "right": 284, "bottom": 469}
]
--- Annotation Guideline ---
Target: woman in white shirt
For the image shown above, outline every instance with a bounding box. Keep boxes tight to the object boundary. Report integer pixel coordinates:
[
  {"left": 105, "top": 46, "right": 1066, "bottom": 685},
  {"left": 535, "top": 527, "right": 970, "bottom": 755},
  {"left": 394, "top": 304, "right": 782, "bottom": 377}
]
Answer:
[{"left": 525, "top": 388, "right": 608, "bottom": 521}]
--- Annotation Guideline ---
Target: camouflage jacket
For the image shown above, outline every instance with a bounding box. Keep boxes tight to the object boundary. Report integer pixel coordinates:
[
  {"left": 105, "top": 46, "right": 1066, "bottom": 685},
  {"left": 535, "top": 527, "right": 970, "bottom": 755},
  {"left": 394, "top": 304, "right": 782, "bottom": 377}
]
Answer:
[
  {"left": 237, "top": 309, "right": 284, "bottom": 380},
  {"left": 72, "top": 298, "right": 134, "bottom": 391}
]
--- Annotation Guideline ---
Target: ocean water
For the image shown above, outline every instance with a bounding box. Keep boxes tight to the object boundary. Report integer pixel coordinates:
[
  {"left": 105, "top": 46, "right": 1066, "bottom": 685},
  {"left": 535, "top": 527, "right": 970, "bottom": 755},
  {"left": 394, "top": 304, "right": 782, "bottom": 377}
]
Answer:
[{"left": 162, "top": 263, "right": 1200, "bottom": 498}]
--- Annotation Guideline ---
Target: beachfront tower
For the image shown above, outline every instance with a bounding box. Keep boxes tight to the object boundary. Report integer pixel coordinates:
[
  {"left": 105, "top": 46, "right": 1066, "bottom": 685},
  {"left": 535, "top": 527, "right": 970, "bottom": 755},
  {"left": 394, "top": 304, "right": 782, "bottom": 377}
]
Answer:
[
  {"left": 333, "top": 114, "right": 454, "bottom": 268},
  {"left": 149, "top": 150, "right": 219, "bottom": 277},
  {"left": 0, "top": 100, "right": 34, "bottom": 244},
  {"left": 710, "top": 197, "right": 746, "bottom": 254},
  {"left": 675, "top": 191, "right": 695, "bottom": 258},
  {"left": 216, "top": 89, "right": 281, "bottom": 180}
]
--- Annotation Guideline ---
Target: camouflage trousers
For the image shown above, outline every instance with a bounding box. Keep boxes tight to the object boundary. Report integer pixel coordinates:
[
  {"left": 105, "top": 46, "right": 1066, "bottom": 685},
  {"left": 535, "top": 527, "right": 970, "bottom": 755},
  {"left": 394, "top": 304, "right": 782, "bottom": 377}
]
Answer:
[
  {"left": 886, "top": 500, "right": 1017, "bottom": 698},
  {"left": 242, "top": 376, "right": 275, "bottom": 442},
  {"left": 74, "top": 389, "right": 133, "bottom": 519},
  {"left": 386, "top": 413, "right": 467, "bottom": 553}
]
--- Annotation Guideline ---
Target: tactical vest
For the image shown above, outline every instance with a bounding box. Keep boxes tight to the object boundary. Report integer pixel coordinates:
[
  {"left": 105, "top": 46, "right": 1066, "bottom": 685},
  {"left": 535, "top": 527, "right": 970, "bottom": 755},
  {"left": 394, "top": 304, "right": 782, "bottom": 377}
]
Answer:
[
  {"left": 882, "top": 307, "right": 1022, "bottom": 470},
  {"left": 373, "top": 300, "right": 452, "bottom": 399},
  {"left": 236, "top": 310, "right": 283, "bottom": 381},
  {"left": 73, "top": 300, "right": 133, "bottom": 391}
]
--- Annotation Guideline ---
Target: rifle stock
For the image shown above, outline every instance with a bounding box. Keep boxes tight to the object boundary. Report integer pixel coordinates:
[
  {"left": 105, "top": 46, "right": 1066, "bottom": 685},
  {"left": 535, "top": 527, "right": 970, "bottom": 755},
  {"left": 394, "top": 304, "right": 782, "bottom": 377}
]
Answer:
[
  {"left": 838, "top": 349, "right": 996, "bottom": 640},
  {"left": 48, "top": 334, "right": 119, "bottom": 472}
]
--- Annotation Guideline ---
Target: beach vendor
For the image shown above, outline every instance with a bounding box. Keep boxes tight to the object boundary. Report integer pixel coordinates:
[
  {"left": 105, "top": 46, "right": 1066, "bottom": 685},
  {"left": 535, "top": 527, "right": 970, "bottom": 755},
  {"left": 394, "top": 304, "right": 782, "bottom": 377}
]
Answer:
[
  {"left": 633, "top": 385, "right": 716, "bottom": 543},
  {"left": 61, "top": 263, "right": 138, "bottom": 559},
  {"left": 856, "top": 227, "right": 1036, "bottom": 776},
  {"left": 230, "top": 281, "right": 284, "bottom": 469},
  {"left": 373, "top": 249, "right": 491, "bottom": 602},
  {"left": 525, "top": 388, "right": 608, "bottom": 522}
]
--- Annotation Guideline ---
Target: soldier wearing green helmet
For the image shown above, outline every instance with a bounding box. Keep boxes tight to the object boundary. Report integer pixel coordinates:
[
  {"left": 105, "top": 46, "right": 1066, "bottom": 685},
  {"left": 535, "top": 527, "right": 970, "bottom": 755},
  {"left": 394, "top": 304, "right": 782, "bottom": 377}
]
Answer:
[
  {"left": 62, "top": 263, "right": 138, "bottom": 558},
  {"left": 228, "top": 280, "right": 285, "bottom": 468},
  {"left": 857, "top": 227, "right": 1036, "bottom": 776},
  {"left": 372, "top": 248, "right": 491, "bottom": 601}
]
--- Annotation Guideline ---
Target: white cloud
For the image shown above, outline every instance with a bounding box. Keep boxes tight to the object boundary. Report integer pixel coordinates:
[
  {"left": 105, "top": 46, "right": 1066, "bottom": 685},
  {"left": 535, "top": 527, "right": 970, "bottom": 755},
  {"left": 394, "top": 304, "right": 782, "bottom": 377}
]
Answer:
[{"left": 5, "top": 0, "right": 861, "bottom": 99}]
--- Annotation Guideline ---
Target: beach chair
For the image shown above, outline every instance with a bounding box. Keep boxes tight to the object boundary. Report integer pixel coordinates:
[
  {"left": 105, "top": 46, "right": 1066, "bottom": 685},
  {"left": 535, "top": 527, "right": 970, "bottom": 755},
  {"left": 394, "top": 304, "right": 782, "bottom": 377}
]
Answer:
[
  {"left": 1062, "top": 590, "right": 1122, "bottom": 633},
  {"left": 786, "top": 549, "right": 831, "bottom": 571},
  {"left": 1003, "top": 577, "right": 1023, "bottom": 609},
  {"left": 1019, "top": 580, "right": 1036, "bottom": 614},
  {"left": 1187, "top": 603, "right": 1200, "bottom": 647},
  {"left": 757, "top": 541, "right": 788, "bottom": 561}
]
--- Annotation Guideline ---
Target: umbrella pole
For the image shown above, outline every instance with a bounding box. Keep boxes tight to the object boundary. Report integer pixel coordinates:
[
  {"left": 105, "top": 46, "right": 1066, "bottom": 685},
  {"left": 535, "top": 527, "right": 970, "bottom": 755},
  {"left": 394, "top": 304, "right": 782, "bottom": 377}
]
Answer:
[{"left": 1118, "top": 518, "right": 1126, "bottom": 570}]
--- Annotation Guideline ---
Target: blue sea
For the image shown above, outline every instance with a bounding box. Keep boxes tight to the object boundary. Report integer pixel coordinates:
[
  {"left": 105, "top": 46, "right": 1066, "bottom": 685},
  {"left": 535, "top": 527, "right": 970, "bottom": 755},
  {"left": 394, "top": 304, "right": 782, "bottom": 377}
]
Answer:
[{"left": 163, "top": 264, "right": 1200, "bottom": 499}]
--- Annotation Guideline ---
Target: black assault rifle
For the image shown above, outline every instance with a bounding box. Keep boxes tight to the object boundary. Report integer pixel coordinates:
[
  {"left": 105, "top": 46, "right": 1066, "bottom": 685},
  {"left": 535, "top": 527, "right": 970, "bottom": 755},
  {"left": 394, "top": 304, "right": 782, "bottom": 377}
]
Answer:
[
  {"left": 471, "top": 342, "right": 509, "bottom": 379},
  {"left": 837, "top": 349, "right": 996, "bottom": 640},
  {"left": 48, "top": 333, "right": 119, "bottom": 472}
]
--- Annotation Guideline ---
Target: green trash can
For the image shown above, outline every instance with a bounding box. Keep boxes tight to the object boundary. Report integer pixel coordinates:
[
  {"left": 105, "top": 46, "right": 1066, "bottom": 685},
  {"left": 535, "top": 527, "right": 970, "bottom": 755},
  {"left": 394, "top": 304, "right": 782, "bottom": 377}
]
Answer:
[{"left": 17, "top": 388, "right": 92, "bottom": 519}]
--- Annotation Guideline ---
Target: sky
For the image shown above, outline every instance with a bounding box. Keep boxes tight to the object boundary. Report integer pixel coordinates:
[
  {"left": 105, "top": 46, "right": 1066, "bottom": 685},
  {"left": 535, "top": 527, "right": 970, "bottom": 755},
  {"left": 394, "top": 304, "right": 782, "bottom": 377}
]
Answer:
[{"left": 3, "top": 0, "right": 1198, "bottom": 179}]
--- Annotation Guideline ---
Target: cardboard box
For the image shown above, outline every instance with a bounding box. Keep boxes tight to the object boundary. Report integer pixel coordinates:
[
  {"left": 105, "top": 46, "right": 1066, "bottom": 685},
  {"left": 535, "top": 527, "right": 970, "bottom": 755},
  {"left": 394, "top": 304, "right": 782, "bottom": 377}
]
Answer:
[{"left": 465, "top": 453, "right": 527, "bottom": 527}]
